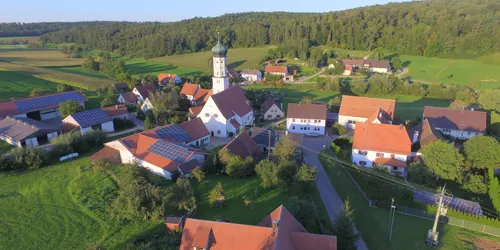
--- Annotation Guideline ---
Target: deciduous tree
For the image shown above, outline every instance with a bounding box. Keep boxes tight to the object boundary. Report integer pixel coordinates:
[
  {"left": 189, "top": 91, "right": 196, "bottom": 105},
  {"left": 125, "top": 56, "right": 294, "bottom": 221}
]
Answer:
[
  {"left": 59, "top": 100, "right": 84, "bottom": 118},
  {"left": 421, "top": 140, "right": 464, "bottom": 181},
  {"left": 463, "top": 135, "right": 500, "bottom": 169}
]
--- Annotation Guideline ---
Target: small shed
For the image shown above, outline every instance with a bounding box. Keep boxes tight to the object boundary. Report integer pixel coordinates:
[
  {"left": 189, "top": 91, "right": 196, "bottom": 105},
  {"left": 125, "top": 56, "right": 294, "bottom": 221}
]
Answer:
[
  {"left": 62, "top": 108, "right": 114, "bottom": 135},
  {"left": 165, "top": 216, "right": 186, "bottom": 232}
]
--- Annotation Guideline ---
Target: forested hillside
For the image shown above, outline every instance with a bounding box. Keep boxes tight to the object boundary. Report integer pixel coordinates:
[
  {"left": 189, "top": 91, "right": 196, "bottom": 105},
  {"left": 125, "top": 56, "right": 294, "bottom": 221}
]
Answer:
[
  {"left": 9, "top": 0, "right": 500, "bottom": 59},
  {"left": 0, "top": 22, "right": 111, "bottom": 37}
]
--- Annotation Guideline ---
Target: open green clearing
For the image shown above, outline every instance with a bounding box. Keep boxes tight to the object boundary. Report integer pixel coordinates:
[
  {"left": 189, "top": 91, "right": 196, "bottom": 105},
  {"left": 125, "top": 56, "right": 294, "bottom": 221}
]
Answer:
[
  {"left": 400, "top": 55, "right": 500, "bottom": 90},
  {"left": 0, "top": 69, "right": 59, "bottom": 100},
  {"left": 151, "top": 47, "right": 270, "bottom": 72},
  {"left": 0, "top": 36, "right": 39, "bottom": 42},
  {"left": 318, "top": 151, "right": 500, "bottom": 250},
  {"left": 51, "top": 66, "right": 111, "bottom": 80},
  {"left": 244, "top": 84, "right": 451, "bottom": 121},
  {"left": 0, "top": 49, "right": 83, "bottom": 67},
  {"left": 123, "top": 57, "right": 202, "bottom": 78}
]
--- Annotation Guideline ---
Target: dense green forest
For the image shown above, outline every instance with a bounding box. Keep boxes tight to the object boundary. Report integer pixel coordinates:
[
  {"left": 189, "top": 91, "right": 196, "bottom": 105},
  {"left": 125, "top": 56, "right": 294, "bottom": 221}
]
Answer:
[
  {"left": 0, "top": 22, "right": 111, "bottom": 37},
  {"left": 4, "top": 0, "right": 500, "bottom": 59}
]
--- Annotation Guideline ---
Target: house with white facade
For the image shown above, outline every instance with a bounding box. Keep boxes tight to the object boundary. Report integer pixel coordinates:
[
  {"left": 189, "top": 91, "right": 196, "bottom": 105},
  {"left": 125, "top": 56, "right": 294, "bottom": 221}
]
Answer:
[
  {"left": 133, "top": 84, "right": 157, "bottom": 102},
  {"left": 286, "top": 103, "right": 327, "bottom": 135},
  {"left": 261, "top": 97, "right": 285, "bottom": 120},
  {"left": 179, "top": 83, "right": 212, "bottom": 106},
  {"left": 197, "top": 36, "right": 254, "bottom": 138},
  {"left": 342, "top": 59, "right": 392, "bottom": 74},
  {"left": 158, "top": 73, "right": 182, "bottom": 86},
  {"left": 62, "top": 108, "right": 115, "bottom": 135},
  {"left": 423, "top": 106, "right": 486, "bottom": 139},
  {"left": 338, "top": 95, "right": 395, "bottom": 129},
  {"left": 0, "top": 91, "right": 86, "bottom": 121},
  {"left": 241, "top": 69, "right": 262, "bottom": 82},
  {"left": 90, "top": 118, "right": 210, "bottom": 179},
  {"left": 117, "top": 92, "right": 138, "bottom": 105},
  {"left": 351, "top": 122, "right": 412, "bottom": 176},
  {"left": 408, "top": 119, "right": 443, "bottom": 154},
  {"left": 0, "top": 116, "right": 60, "bottom": 148},
  {"left": 265, "top": 65, "right": 294, "bottom": 81}
]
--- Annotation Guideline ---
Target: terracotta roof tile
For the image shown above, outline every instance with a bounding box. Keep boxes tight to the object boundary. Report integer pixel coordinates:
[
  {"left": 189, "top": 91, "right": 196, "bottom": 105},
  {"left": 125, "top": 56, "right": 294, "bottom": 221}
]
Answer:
[
  {"left": 230, "top": 119, "right": 241, "bottom": 128},
  {"left": 423, "top": 106, "right": 486, "bottom": 133},
  {"left": 408, "top": 119, "right": 444, "bottom": 151},
  {"left": 203, "top": 89, "right": 213, "bottom": 102},
  {"left": 223, "top": 132, "right": 262, "bottom": 160},
  {"left": 353, "top": 123, "right": 411, "bottom": 155},
  {"left": 0, "top": 101, "right": 21, "bottom": 118},
  {"left": 290, "top": 232, "right": 337, "bottom": 250},
  {"left": 265, "top": 65, "right": 288, "bottom": 74},
  {"left": 120, "top": 92, "right": 138, "bottom": 103},
  {"left": 287, "top": 103, "right": 326, "bottom": 120},
  {"left": 158, "top": 73, "right": 178, "bottom": 83},
  {"left": 210, "top": 87, "right": 253, "bottom": 119},
  {"left": 178, "top": 117, "right": 209, "bottom": 143},
  {"left": 366, "top": 109, "right": 392, "bottom": 124},
  {"left": 189, "top": 106, "right": 203, "bottom": 116},
  {"left": 102, "top": 104, "right": 128, "bottom": 117},
  {"left": 193, "top": 88, "right": 211, "bottom": 103},
  {"left": 241, "top": 69, "right": 261, "bottom": 75},
  {"left": 339, "top": 95, "right": 395, "bottom": 119},
  {"left": 180, "top": 83, "right": 199, "bottom": 96},
  {"left": 90, "top": 146, "right": 121, "bottom": 165},
  {"left": 374, "top": 158, "right": 407, "bottom": 168}
]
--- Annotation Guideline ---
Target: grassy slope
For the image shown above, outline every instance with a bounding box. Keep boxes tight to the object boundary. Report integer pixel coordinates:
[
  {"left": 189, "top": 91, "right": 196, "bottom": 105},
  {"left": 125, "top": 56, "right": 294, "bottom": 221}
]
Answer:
[
  {"left": 0, "top": 69, "right": 59, "bottom": 100},
  {"left": 51, "top": 66, "right": 110, "bottom": 80},
  {"left": 318, "top": 151, "right": 500, "bottom": 250}
]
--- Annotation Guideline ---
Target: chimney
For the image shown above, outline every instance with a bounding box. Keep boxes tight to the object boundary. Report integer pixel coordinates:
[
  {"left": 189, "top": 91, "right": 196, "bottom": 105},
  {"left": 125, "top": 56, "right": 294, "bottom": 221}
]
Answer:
[
  {"left": 399, "top": 124, "right": 403, "bottom": 130},
  {"left": 378, "top": 109, "right": 382, "bottom": 119},
  {"left": 272, "top": 220, "right": 279, "bottom": 231},
  {"left": 413, "top": 131, "right": 419, "bottom": 143},
  {"left": 471, "top": 108, "right": 474, "bottom": 111},
  {"left": 115, "top": 105, "right": 118, "bottom": 109}
]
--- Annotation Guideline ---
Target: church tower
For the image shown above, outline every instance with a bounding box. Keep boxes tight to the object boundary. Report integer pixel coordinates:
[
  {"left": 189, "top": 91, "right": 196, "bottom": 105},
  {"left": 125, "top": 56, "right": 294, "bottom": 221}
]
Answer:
[{"left": 211, "top": 34, "right": 229, "bottom": 94}]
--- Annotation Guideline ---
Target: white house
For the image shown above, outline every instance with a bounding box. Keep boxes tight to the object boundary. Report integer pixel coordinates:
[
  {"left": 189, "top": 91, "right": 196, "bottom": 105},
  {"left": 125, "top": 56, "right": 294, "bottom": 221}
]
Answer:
[
  {"left": 132, "top": 84, "right": 157, "bottom": 102},
  {"left": 261, "top": 97, "right": 285, "bottom": 120},
  {"left": 90, "top": 118, "right": 210, "bottom": 179},
  {"left": 351, "top": 122, "right": 411, "bottom": 176},
  {"left": 0, "top": 116, "right": 59, "bottom": 148},
  {"left": 286, "top": 103, "right": 327, "bottom": 135},
  {"left": 241, "top": 69, "right": 262, "bottom": 82},
  {"left": 338, "top": 95, "right": 396, "bottom": 129},
  {"left": 265, "top": 65, "right": 294, "bottom": 81},
  {"left": 117, "top": 92, "right": 138, "bottom": 105},
  {"left": 62, "top": 108, "right": 115, "bottom": 135},
  {"left": 158, "top": 73, "right": 182, "bottom": 86},
  {"left": 0, "top": 91, "right": 86, "bottom": 120},
  {"left": 423, "top": 106, "right": 486, "bottom": 139},
  {"left": 197, "top": 37, "right": 254, "bottom": 138},
  {"left": 179, "top": 83, "right": 212, "bottom": 106},
  {"left": 342, "top": 59, "right": 392, "bottom": 74}
]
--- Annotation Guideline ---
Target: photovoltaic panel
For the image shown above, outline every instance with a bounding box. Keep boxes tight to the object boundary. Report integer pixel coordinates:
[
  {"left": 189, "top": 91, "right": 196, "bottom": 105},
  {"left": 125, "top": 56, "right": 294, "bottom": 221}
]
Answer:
[
  {"left": 122, "top": 139, "right": 136, "bottom": 148},
  {"left": 154, "top": 124, "right": 190, "bottom": 141},
  {"left": 14, "top": 92, "right": 85, "bottom": 111},
  {"left": 148, "top": 140, "right": 191, "bottom": 163},
  {"left": 71, "top": 108, "right": 112, "bottom": 128}
]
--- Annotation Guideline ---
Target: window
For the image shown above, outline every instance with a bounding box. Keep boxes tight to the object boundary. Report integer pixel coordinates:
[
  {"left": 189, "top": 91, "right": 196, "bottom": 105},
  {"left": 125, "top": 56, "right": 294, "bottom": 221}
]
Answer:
[
  {"left": 359, "top": 150, "right": 368, "bottom": 156},
  {"left": 217, "top": 130, "right": 221, "bottom": 134},
  {"left": 293, "top": 119, "right": 296, "bottom": 122},
  {"left": 359, "top": 161, "right": 367, "bottom": 166},
  {"left": 392, "top": 166, "right": 398, "bottom": 171},
  {"left": 268, "top": 115, "right": 272, "bottom": 118},
  {"left": 213, "top": 114, "right": 218, "bottom": 118},
  {"left": 376, "top": 152, "right": 384, "bottom": 157},
  {"left": 390, "top": 154, "right": 395, "bottom": 159},
  {"left": 205, "top": 113, "right": 210, "bottom": 117},
  {"left": 468, "top": 132, "right": 471, "bottom": 135},
  {"left": 277, "top": 115, "right": 281, "bottom": 118},
  {"left": 292, "top": 126, "right": 295, "bottom": 129}
]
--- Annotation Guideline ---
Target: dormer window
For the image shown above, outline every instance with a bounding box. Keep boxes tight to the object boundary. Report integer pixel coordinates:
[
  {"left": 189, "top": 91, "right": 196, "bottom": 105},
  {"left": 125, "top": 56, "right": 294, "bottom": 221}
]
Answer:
[
  {"left": 213, "top": 114, "right": 218, "bottom": 118},
  {"left": 205, "top": 113, "right": 210, "bottom": 117}
]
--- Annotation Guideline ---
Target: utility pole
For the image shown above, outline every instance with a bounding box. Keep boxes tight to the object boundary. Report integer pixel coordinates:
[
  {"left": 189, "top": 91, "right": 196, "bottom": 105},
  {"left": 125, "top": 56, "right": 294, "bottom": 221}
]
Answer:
[
  {"left": 426, "top": 184, "right": 447, "bottom": 246},
  {"left": 267, "top": 130, "right": 271, "bottom": 160},
  {"left": 387, "top": 198, "right": 396, "bottom": 242}
]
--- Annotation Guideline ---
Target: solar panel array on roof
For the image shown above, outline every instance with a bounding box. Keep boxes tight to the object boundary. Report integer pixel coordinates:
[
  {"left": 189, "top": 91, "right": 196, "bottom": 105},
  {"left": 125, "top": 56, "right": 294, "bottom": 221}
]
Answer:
[
  {"left": 122, "top": 139, "right": 136, "bottom": 148},
  {"left": 14, "top": 92, "right": 85, "bottom": 111},
  {"left": 71, "top": 108, "right": 112, "bottom": 128},
  {"left": 148, "top": 140, "right": 191, "bottom": 163},
  {"left": 154, "top": 124, "right": 191, "bottom": 141}
]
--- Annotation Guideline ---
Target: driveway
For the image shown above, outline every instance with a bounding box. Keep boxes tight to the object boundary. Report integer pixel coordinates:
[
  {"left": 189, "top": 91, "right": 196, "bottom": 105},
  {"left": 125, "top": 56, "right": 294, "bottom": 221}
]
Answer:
[
  {"left": 205, "top": 137, "right": 232, "bottom": 150},
  {"left": 128, "top": 113, "right": 144, "bottom": 130},
  {"left": 302, "top": 136, "right": 369, "bottom": 250}
]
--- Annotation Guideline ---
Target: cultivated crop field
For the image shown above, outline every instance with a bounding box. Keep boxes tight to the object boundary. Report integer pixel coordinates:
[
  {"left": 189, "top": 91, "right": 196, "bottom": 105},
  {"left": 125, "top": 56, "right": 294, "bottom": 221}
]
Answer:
[
  {"left": 124, "top": 58, "right": 202, "bottom": 78},
  {"left": 0, "top": 49, "right": 83, "bottom": 67},
  {"left": 400, "top": 55, "right": 500, "bottom": 90},
  {"left": 151, "top": 47, "right": 270, "bottom": 72}
]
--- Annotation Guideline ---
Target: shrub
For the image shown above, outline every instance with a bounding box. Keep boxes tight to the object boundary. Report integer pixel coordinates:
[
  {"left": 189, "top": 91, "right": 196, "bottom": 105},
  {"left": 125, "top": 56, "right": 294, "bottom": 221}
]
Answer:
[
  {"left": 190, "top": 167, "right": 205, "bottom": 183},
  {"left": 208, "top": 182, "right": 224, "bottom": 207},
  {"left": 57, "top": 84, "right": 74, "bottom": 93},
  {"left": 488, "top": 169, "right": 500, "bottom": 212},
  {"left": 219, "top": 150, "right": 255, "bottom": 177},
  {"left": 59, "top": 100, "right": 84, "bottom": 118},
  {"left": 113, "top": 118, "right": 135, "bottom": 131},
  {"left": 332, "top": 123, "right": 347, "bottom": 136},
  {"left": 10, "top": 147, "right": 46, "bottom": 170},
  {"left": 51, "top": 130, "right": 106, "bottom": 158},
  {"left": 461, "top": 173, "right": 488, "bottom": 194},
  {"left": 29, "top": 88, "right": 44, "bottom": 97},
  {"left": 100, "top": 97, "right": 116, "bottom": 107}
]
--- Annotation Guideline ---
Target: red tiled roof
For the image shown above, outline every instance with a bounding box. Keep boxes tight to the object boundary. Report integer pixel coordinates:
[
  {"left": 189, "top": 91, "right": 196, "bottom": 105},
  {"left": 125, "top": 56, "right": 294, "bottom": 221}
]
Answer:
[
  {"left": 102, "top": 104, "right": 128, "bottom": 117},
  {"left": 135, "top": 84, "right": 157, "bottom": 99},
  {"left": 180, "top": 83, "right": 199, "bottom": 96},
  {"left": 158, "top": 73, "right": 178, "bottom": 83},
  {"left": 408, "top": 119, "right": 444, "bottom": 151},
  {"left": 210, "top": 87, "right": 252, "bottom": 119},
  {"left": 203, "top": 89, "right": 213, "bottom": 102},
  {"left": 193, "top": 88, "right": 211, "bottom": 103},
  {"left": 375, "top": 158, "right": 407, "bottom": 168},
  {"left": 120, "top": 92, "right": 138, "bottom": 103},
  {"left": 366, "top": 109, "right": 392, "bottom": 124},
  {"left": 178, "top": 117, "right": 209, "bottom": 143},
  {"left": 344, "top": 65, "right": 353, "bottom": 71},
  {"left": 90, "top": 146, "right": 122, "bottom": 165},
  {"left": 0, "top": 101, "right": 20, "bottom": 118},
  {"left": 223, "top": 132, "right": 262, "bottom": 160},
  {"left": 339, "top": 95, "right": 396, "bottom": 119},
  {"left": 265, "top": 65, "right": 288, "bottom": 74},
  {"left": 353, "top": 123, "right": 411, "bottom": 155},
  {"left": 189, "top": 106, "right": 203, "bottom": 116},
  {"left": 230, "top": 119, "right": 241, "bottom": 128},
  {"left": 287, "top": 103, "right": 326, "bottom": 120},
  {"left": 423, "top": 106, "right": 486, "bottom": 133}
]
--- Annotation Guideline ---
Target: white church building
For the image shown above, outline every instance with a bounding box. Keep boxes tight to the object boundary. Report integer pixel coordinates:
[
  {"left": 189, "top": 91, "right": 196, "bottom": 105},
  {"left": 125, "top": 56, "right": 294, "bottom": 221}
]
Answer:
[{"left": 197, "top": 36, "right": 254, "bottom": 137}]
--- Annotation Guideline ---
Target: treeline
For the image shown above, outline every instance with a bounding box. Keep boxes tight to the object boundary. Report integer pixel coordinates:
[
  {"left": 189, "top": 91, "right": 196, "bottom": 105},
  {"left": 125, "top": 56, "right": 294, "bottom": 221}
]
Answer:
[
  {"left": 36, "top": 0, "right": 500, "bottom": 59},
  {"left": 0, "top": 22, "right": 110, "bottom": 37}
]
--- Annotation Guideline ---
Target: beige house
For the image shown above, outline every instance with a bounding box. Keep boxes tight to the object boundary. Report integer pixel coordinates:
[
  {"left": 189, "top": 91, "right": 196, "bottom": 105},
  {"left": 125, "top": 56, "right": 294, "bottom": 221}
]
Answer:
[{"left": 261, "top": 97, "right": 285, "bottom": 120}]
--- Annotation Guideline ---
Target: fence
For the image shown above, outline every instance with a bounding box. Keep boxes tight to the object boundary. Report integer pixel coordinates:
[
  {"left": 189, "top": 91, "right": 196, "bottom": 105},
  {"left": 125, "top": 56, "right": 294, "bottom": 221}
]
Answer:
[{"left": 369, "top": 200, "right": 500, "bottom": 237}]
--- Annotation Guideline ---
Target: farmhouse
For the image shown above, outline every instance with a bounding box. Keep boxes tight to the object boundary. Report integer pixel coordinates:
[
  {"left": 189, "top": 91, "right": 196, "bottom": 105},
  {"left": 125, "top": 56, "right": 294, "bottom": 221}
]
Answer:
[
  {"left": 222, "top": 132, "right": 262, "bottom": 160},
  {"left": 113, "top": 83, "right": 128, "bottom": 93},
  {"left": 423, "top": 106, "right": 486, "bottom": 139},
  {"left": 352, "top": 122, "right": 412, "bottom": 175},
  {"left": 342, "top": 59, "right": 392, "bottom": 74},
  {"left": 91, "top": 118, "right": 210, "bottom": 179},
  {"left": 0, "top": 116, "right": 60, "bottom": 148},
  {"left": 117, "top": 92, "right": 138, "bottom": 105},
  {"left": 408, "top": 119, "right": 444, "bottom": 153},
  {"left": 265, "top": 65, "right": 294, "bottom": 81},
  {"left": 261, "top": 97, "right": 285, "bottom": 120},
  {"left": 179, "top": 205, "right": 337, "bottom": 250},
  {"left": 0, "top": 91, "right": 86, "bottom": 121},
  {"left": 338, "top": 95, "right": 395, "bottom": 129},
  {"left": 250, "top": 127, "right": 302, "bottom": 153},
  {"left": 158, "top": 73, "right": 182, "bottom": 86},
  {"left": 241, "top": 69, "right": 262, "bottom": 82},
  {"left": 286, "top": 103, "right": 326, "bottom": 135},
  {"left": 197, "top": 37, "right": 254, "bottom": 138},
  {"left": 179, "top": 83, "right": 212, "bottom": 106},
  {"left": 62, "top": 108, "right": 115, "bottom": 135}
]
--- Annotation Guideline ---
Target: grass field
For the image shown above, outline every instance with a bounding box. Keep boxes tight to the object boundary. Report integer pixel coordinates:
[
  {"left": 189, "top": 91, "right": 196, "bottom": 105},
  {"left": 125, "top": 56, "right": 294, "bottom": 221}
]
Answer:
[
  {"left": 318, "top": 151, "right": 500, "bottom": 250},
  {"left": 244, "top": 84, "right": 451, "bottom": 121},
  {"left": 51, "top": 66, "right": 111, "bottom": 80},
  {"left": 151, "top": 47, "right": 270, "bottom": 72},
  {"left": 0, "top": 36, "right": 39, "bottom": 43},
  {"left": 124, "top": 57, "right": 202, "bottom": 78},
  {"left": 0, "top": 49, "right": 83, "bottom": 66},
  {"left": 0, "top": 69, "right": 59, "bottom": 100},
  {"left": 400, "top": 55, "right": 500, "bottom": 90}
]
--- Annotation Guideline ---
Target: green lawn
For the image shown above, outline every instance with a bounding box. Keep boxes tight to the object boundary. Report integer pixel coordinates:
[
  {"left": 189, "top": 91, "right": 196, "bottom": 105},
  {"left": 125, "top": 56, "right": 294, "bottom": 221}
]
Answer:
[
  {"left": 400, "top": 55, "right": 500, "bottom": 90},
  {"left": 318, "top": 151, "right": 500, "bottom": 250},
  {"left": 244, "top": 84, "right": 451, "bottom": 121},
  {"left": 51, "top": 66, "right": 111, "bottom": 80},
  {"left": 151, "top": 47, "right": 270, "bottom": 72},
  {"left": 0, "top": 69, "right": 59, "bottom": 100},
  {"left": 0, "top": 36, "right": 39, "bottom": 41},
  {"left": 124, "top": 58, "right": 202, "bottom": 78},
  {"left": 0, "top": 156, "right": 163, "bottom": 250}
]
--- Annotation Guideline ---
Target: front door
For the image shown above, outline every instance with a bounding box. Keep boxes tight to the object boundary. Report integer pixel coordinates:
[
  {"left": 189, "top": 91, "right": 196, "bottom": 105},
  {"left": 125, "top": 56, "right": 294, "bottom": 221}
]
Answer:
[{"left": 211, "top": 131, "right": 214, "bottom": 137}]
